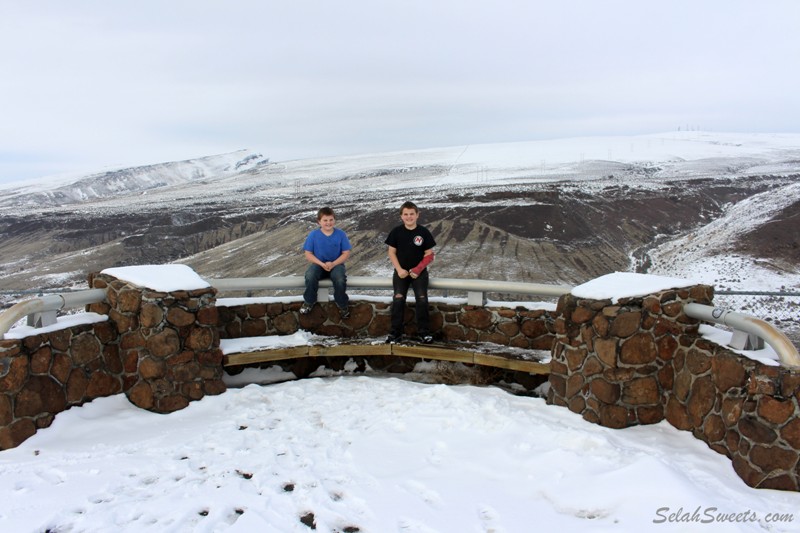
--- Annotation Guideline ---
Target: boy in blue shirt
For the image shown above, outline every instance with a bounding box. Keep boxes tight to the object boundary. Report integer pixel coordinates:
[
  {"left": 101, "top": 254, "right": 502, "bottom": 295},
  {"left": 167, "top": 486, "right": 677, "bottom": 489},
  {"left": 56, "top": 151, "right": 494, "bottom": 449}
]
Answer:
[{"left": 300, "top": 207, "right": 352, "bottom": 318}]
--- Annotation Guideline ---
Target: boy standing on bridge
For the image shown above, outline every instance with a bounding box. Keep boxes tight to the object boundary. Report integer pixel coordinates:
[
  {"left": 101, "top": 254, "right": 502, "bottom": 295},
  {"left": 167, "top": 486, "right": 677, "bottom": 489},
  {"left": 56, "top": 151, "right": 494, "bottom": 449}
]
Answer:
[
  {"left": 385, "top": 201, "right": 436, "bottom": 343},
  {"left": 300, "top": 207, "right": 352, "bottom": 319}
]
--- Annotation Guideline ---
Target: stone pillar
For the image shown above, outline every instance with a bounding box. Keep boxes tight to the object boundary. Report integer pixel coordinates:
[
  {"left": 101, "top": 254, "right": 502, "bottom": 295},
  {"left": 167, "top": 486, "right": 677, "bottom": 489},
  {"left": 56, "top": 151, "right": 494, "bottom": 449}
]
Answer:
[
  {"left": 90, "top": 273, "right": 225, "bottom": 414},
  {"left": 547, "top": 284, "right": 713, "bottom": 428}
]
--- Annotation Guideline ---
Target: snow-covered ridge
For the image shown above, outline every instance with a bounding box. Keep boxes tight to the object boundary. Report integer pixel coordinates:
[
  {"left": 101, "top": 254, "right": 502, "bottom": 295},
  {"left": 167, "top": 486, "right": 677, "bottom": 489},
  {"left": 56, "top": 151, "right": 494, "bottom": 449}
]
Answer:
[
  {"left": 3, "top": 131, "right": 800, "bottom": 209},
  {"left": 0, "top": 149, "right": 268, "bottom": 207}
]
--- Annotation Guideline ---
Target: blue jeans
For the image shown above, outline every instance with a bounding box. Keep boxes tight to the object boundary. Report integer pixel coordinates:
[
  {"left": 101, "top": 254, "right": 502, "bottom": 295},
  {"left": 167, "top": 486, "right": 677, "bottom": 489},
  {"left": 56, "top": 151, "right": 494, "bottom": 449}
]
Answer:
[
  {"left": 391, "top": 269, "right": 430, "bottom": 336},
  {"left": 304, "top": 264, "right": 349, "bottom": 309}
]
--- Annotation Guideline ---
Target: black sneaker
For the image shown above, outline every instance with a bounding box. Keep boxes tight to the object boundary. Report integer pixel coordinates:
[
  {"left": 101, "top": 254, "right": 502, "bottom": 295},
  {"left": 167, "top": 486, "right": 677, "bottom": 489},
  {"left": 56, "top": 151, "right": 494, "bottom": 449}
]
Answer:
[
  {"left": 386, "top": 333, "right": 403, "bottom": 344},
  {"left": 299, "top": 303, "right": 313, "bottom": 315},
  {"left": 339, "top": 306, "right": 350, "bottom": 319},
  {"left": 420, "top": 335, "right": 434, "bottom": 344}
]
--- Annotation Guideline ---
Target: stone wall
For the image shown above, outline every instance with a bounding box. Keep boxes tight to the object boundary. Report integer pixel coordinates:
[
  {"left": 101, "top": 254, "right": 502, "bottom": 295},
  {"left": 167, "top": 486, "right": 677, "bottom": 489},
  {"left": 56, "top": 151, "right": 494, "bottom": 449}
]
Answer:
[
  {"left": 217, "top": 299, "right": 555, "bottom": 350},
  {"left": 88, "top": 273, "right": 226, "bottom": 414},
  {"left": 548, "top": 284, "right": 800, "bottom": 491},
  {"left": 0, "top": 320, "right": 123, "bottom": 449}
]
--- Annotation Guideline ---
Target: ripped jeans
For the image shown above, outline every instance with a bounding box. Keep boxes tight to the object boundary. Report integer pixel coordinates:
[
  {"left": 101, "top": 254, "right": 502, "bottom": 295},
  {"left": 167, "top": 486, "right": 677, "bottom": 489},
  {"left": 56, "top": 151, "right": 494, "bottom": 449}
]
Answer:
[{"left": 390, "top": 269, "right": 430, "bottom": 336}]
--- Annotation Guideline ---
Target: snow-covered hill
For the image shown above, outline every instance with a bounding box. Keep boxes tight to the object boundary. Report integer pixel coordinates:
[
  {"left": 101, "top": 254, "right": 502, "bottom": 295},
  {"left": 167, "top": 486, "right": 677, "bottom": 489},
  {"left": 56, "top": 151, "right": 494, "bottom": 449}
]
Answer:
[
  {"left": 0, "top": 131, "right": 799, "bottom": 300},
  {"left": 0, "top": 150, "right": 268, "bottom": 208}
]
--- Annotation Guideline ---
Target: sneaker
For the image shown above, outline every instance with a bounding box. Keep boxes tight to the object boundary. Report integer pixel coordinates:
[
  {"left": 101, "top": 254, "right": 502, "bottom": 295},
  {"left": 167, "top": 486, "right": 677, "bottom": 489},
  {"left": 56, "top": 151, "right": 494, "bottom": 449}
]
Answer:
[
  {"left": 386, "top": 333, "right": 403, "bottom": 344},
  {"left": 299, "top": 303, "right": 313, "bottom": 315},
  {"left": 420, "top": 335, "right": 434, "bottom": 344},
  {"left": 339, "top": 306, "right": 350, "bottom": 319}
]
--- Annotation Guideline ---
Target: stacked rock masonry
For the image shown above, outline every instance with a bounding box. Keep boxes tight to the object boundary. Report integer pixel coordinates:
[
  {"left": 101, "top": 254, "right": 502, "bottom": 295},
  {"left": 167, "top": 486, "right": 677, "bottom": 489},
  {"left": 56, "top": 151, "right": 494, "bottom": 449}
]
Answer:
[{"left": 548, "top": 284, "right": 800, "bottom": 491}]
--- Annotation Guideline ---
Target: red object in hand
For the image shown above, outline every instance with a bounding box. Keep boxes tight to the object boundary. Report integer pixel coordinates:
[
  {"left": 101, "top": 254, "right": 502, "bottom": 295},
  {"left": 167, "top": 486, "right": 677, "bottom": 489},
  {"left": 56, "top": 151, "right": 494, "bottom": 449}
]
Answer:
[{"left": 410, "top": 252, "right": 434, "bottom": 277}]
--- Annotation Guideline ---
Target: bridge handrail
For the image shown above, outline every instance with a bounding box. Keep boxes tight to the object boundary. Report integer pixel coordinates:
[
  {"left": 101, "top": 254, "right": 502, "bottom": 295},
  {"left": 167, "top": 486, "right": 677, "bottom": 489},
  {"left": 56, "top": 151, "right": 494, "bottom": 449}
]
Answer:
[{"left": 684, "top": 303, "right": 800, "bottom": 369}]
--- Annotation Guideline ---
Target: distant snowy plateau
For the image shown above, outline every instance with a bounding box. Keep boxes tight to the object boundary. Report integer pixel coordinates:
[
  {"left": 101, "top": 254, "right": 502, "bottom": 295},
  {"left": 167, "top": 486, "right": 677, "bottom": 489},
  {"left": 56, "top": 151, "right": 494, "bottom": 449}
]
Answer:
[{"left": 1, "top": 132, "right": 798, "bottom": 307}]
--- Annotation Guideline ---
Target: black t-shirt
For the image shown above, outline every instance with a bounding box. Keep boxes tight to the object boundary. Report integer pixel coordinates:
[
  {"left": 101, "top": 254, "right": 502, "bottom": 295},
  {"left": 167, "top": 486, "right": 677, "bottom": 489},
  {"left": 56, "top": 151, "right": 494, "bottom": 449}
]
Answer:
[{"left": 385, "top": 224, "right": 436, "bottom": 270}]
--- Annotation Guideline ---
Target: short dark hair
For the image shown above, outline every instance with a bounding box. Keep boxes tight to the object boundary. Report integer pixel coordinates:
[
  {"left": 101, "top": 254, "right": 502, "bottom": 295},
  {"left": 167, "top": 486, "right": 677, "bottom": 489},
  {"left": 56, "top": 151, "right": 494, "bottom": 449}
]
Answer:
[
  {"left": 317, "top": 207, "right": 335, "bottom": 220},
  {"left": 400, "top": 201, "right": 418, "bottom": 214}
]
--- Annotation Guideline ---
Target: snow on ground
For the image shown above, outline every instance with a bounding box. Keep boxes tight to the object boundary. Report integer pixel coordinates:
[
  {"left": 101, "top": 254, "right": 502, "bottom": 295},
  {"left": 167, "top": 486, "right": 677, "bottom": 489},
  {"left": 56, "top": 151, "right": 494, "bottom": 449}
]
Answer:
[{"left": 1, "top": 377, "right": 799, "bottom": 532}]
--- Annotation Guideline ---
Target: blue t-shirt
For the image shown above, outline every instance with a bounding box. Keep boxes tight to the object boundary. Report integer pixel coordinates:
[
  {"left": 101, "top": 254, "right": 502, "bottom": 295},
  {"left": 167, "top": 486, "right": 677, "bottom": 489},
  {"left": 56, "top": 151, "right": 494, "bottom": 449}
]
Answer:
[{"left": 303, "top": 228, "right": 352, "bottom": 263}]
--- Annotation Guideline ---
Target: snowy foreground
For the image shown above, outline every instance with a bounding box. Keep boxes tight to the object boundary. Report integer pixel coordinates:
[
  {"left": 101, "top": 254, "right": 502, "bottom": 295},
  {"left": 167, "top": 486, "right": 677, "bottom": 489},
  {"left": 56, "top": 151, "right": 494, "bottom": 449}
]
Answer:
[{"left": 1, "top": 375, "right": 799, "bottom": 533}]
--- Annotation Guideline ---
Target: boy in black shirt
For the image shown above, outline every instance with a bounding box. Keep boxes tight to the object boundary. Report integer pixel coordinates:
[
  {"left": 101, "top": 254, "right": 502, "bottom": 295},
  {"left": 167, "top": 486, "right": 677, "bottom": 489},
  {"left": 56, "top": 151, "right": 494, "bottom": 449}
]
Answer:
[{"left": 384, "top": 201, "right": 436, "bottom": 343}]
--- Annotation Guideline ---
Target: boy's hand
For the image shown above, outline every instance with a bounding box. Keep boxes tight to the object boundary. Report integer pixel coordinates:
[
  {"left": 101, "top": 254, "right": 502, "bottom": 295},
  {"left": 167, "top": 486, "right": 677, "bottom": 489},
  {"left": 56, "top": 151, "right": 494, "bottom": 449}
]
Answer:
[{"left": 397, "top": 268, "right": 409, "bottom": 278}]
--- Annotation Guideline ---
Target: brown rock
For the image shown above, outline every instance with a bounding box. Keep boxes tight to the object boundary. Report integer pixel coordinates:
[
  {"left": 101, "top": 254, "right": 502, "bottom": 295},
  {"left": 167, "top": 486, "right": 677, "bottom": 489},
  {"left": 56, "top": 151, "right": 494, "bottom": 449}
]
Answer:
[
  {"left": 497, "top": 321, "right": 520, "bottom": 337},
  {"left": 109, "top": 309, "right": 138, "bottom": 332},
  {"left": 241, "top": 319, "right": 268, "bottom": 337},
  {"left": 738, "top": 416, "right": 777, "bottom": 444},
  {"left": 685, "top": 348, "right": 711, "bottom": 375},
  {"left": 0, "top": 394, "right": 12, "bottom": 425},
  {"left": 549, "top": 374, "right": 566, "bottom": 398},
  {"left": 14, "top": 376, "right": 67, "bottom": 417},
  {"left": 167, "top": 307, "right": 196, "bottom": 327},
  {"left": 117, "top": 290, "right": 142, "bottom": 313},
  {"left": 48, "top": 329, "right": 72, "bottom": 351},
  {"left": 657, "top": 335, "right": 678, "bottom": 360},
  {"left": 157, "top": 395, "right": 189, "bottom": 413},
  {"left": 732, "top": 455, "right": 766, "bottom": 488},
  {"left": 620, "top": 333, "right": 657, "bottom": 364},
  {"left": 187, "top": 327, "right": 214, "bottom": 351},
  {"left": 780, "top": 418, "right": 800, "bottom": 448},
  {"left": 459, "top": 308, "right": 493, "bottom": 329},
  {"left": 757, "top": 396, "right": 795, "bottom": 425},
  {"left": 749, "top": 445, "right": 798, "bottom": 473},
  {"left": 656, "top": 366, "right": 673, "bottom": 391},
  {"left": 570, "top": 306, "right": 595, "bottom": 324},
  {"left": 703, "top": 414, "right": 726, "bottom": 442},
  {"left": 721, "top": 397, "right": 744, "bottom": 425},
  {"left": 146, "top": 329, "right": 181, "bottom": 358},
  {"left": 86, "top": 372, "right": 120, "bottom": 398},
  {"left": 609, "top": 311, "right": 641, "bottom": 338},
  {"left": 246, "top": 303, "right": 268, "bottom": 318},
  {"left": 196, "top": 306, "right": 219, "bottom": 326},
  {"left": 140, "top": 303, "right": 164, "bottom": 328},
  {"left": 591, "top": 314, "right": 609, "bottom": 337},
  {"left": 0, "top": 418, "right": 37, "bottom": 450},
  {"left": 582, "top": 356, "right": 603, "bottom": 377},
  {"left": 30, "top": 347, "right": 52, "bottom": 374},
  {"left": 711, "top": 354, "right": 747, "bottom": 392},
  {"left": 623, "top": 377, "right": 660, "bottom": 405},
  {"left": 127, "top": 381, "right": 154, "bottom": 410},
  {"left": 66, "top": 369, "right": 89, "bottom": 403},
  {"left": 598, "top": 403, "right": 630, "bottom": 429},
  {"left": 589, "top": 379, "right": 620, "bottom": 404},
  {"left": 665, "top": 396, "right": 691, "bottom": 430},
  {"left": 637, "top": 405, "right": 664, "bottom": 425},
  {"left": 566, "top": 373, "right": 585, "bottom": 397},
  {"left": 51, "top": 353, "right": 72, "bottom": 384},
  {"left": 139, "top": 358, "right": 166, "bottom": 379},
  {"left": 203, "top": 378, "right": 227, "bottom": 396},
  {"left": 687, "top": 376, "right": 717, "bottom": 426},
  {"left": 70, "top": 332, "right": 102, "bottom": 365},
  {"left": 567, "top": 395, "right": 586, "bottom": 414},
  {"left": 564, "top": 347, "right": 587, "bottom": 372},
  {"left": 595, "top": 338, "right": 617, "bottom": 367}
]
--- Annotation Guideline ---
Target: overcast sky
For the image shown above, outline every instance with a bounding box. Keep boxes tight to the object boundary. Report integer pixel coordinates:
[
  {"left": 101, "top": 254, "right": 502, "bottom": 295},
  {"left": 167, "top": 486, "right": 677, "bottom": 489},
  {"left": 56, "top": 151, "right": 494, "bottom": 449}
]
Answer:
[{"left": 1, "top": 0, "right": 798, "bottom": 184}]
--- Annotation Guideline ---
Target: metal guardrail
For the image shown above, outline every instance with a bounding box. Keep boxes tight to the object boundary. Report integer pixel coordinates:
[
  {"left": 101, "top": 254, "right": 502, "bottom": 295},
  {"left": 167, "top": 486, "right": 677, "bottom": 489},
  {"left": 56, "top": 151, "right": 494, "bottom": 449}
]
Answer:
[
  {"left": 684, "top": 303, "right": 800, "bottom": 368},
  {"left": 209, "top": 275, "right": 574, "bottom": 304},
  {"left": 0, "top": 289, "right": 106, "bottom": 339}
]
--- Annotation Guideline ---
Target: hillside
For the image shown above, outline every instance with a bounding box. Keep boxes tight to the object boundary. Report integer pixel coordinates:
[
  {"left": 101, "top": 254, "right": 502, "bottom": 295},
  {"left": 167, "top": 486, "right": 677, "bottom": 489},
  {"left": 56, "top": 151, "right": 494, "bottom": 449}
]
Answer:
[{"left": 1, "top": 132, "right": 799, "bottom": 303}]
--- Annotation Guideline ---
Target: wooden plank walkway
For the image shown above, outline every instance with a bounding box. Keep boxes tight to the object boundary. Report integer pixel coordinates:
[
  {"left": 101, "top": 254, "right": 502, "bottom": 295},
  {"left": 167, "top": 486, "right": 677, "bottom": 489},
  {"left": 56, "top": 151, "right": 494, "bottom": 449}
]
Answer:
[{"left": 224, "top": 341, "right": 550, "bottom": 374}]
